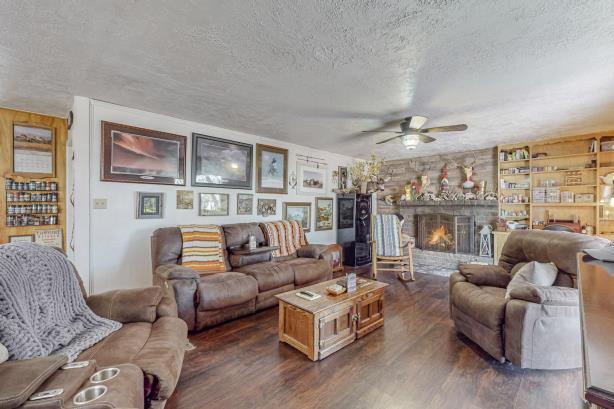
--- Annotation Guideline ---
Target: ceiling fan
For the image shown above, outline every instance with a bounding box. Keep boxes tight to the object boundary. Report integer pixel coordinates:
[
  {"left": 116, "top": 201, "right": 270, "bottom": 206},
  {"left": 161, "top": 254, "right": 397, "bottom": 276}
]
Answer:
[{"left": 362, "top": 116, "right": 468, "bottom": 150}]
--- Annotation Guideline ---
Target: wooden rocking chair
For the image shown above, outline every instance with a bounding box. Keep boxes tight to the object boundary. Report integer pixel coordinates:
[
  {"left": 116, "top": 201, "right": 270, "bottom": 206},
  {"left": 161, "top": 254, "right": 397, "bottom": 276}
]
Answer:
[{"left": 371, "top": 214, "right": 415, "bottom": 282}]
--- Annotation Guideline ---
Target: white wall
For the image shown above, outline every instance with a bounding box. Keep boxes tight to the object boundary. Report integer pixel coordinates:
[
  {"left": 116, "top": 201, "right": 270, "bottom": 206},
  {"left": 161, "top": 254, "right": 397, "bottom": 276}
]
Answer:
[{"left": 72, "top": 99, "right": 355, "bottom": 294}]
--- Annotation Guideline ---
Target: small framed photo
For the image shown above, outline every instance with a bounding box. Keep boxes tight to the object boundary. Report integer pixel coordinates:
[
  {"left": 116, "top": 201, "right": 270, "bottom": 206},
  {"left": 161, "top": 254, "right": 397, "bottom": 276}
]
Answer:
[
  {"left": 13, "top": 123, "right": 55, "bottom": 177},
  {"left": 338, "top": 166, "right": 348, "bottom": 190},
  {"left": 283, "top": 202, "right": 312, "bottom": 232},
  {"left": 199, "top": 193, "right": 229, "bottom": 216},
  {"left": 9, "top": 234, "right": 34, "bottom": 243},
  {"left": 257, "top": 198, "right": 277, "bottom": 217},
  {"left": 136, "top": 192, "right": 164, "bottom": 219},
  {"left": 315, "top": 197, "right": 334, "bottom": 231},
  {"left": 297, "top": 163, "right": 327, "bottom": 194},
  {"left": 176, "top": 190, "right": 194, "bottom": 209},
  {"left": 192, "top": 134, "right": 253, "bottom": 189},
  {"left": 34, "top": 229, "right": 63, "bottom": 248},
  {"left": 237, "top": 193, "right": 254, "bottom": 215}
]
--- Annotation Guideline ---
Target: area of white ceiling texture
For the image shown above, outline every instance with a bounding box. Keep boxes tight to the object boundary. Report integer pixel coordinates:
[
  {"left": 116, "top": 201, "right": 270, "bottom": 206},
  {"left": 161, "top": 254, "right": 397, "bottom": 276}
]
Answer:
[{"left": 2, "top": 1, "right": 614, "bottom": 159}]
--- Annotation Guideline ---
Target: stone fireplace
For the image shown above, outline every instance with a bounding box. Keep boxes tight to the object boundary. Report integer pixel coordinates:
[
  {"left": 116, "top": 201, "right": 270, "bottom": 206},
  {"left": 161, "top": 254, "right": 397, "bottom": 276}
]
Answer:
[{"left": 416, "top": 214, "right": 475, "bottom": 254}]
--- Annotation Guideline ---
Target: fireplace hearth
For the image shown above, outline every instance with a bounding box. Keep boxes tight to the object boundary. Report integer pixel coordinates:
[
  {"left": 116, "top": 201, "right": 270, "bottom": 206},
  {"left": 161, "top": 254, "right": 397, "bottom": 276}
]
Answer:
[{"left": 416, "top": 214, "right": 475, "bottom": 254}]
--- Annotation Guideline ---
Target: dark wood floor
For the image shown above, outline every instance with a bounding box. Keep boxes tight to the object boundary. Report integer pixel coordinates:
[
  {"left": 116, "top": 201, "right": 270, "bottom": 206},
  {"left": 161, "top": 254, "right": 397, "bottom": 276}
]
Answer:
[{"left": 166, "top": 272, "right": 584, "bottom": 409}]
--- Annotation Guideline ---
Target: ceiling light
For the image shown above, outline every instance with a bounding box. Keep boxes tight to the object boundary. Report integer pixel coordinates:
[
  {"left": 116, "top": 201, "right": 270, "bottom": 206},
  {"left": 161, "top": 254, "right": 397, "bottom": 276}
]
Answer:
[
  {"left": 401, "top": 134, "right": 420, "bottom": 150},
  {"left": 230, "top": 163, "right": 239, "bottom": 169}
]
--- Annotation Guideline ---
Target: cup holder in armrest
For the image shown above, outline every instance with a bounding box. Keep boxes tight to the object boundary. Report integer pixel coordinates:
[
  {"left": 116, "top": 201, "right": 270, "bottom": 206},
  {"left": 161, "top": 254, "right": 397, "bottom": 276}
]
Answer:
[
  {"left": 72, "top": 385, "right": 107, "bottom": 405},
  {"left": 90, "top": 367, "right": 120, "bottom": 383}
]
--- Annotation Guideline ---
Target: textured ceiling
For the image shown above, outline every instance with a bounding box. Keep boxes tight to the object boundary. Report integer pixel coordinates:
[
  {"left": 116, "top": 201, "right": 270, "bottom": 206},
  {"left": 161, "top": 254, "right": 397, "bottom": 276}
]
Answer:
[{"left": 3, "top": 1, "right": 614, "bottom": 159}]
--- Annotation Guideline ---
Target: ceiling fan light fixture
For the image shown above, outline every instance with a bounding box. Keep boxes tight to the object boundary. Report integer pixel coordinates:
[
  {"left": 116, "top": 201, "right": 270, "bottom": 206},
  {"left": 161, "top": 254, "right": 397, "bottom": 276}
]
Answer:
[{"left": 401, "top": 134, "right": 420, "bottom": 150}]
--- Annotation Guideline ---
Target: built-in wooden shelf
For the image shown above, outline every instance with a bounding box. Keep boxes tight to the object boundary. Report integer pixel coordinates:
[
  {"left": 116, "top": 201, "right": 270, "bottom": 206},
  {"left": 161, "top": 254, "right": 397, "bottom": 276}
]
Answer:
[{"left": 498, "top": 131, "right": 614, "bottom": 239}]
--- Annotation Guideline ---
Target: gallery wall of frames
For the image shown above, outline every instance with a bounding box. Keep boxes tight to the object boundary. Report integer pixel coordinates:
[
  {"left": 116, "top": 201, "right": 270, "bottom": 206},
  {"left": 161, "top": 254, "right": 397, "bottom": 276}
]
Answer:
[
  {"left": 0, "top": 107, "right": 67, "bottom": 248},
  {"left": 71, "top": 99, "right": 355, "bottom": 293}
]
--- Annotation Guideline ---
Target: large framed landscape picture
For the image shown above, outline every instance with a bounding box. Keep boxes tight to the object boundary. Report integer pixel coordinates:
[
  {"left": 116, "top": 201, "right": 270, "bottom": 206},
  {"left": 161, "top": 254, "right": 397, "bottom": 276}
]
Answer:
[
  {"left": 256, "top": 144, "right": 288, "bottom": 194},
  {"left": 101, "top": 121, "right": 186, "bottom": 185},
  {"left": 13, "top": 123, "right": 55, "bottom": 176},
  {"left": 192, "top": 134, "right": 252, "bottom": 189},
  {"left": 283, "top": 202, "right": 311, "bottom": 232}
]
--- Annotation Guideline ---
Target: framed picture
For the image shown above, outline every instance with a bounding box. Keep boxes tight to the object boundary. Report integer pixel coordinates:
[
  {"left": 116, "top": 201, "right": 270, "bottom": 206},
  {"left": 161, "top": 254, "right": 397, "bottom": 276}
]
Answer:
[
  {"left": 9, "top": 234, "right": 34, "bottom": 243},
  {"left": 136, "top": 192, "right": 164, "bottom": 219},
  {"left": 257, "top": 198, "right": 277, "bottom": 217},
  {"left": 199, "top": 193, "right": 229, "bottom": 216},
  {"left": 297, "top": 163, "right": 327, "bottom": 194},
  {"left": 34, "top": 229, "right": 63, "bottom": 248},
  {"left": 256, "top": 144, "right": 288, "bottom": 194},
  {"left": 338, "top": 197, "right": 354, "bottom": 229},
  {"left": 101, "top": 121, "right": 186, "bottom": 185},
  {"left": 283, "top": 202, "right": 312, "bottom": 232},
  {"left": 237, "top": 193, "right": 254, "bottom": 215},
  {"left": 176, "top": 190, "right": 194, "bottom": 209},
  {"left": 338, "top": 166, "right": 348, "bottom": 190},
  {"left": 12, "top": 123, "right": 55, "bottom": 177},
  {"left": 315, "top": 197, "right": 334, "bottom": 231},
  {"left": 192, "top": 134, "right": 253, "bottom": 189}
]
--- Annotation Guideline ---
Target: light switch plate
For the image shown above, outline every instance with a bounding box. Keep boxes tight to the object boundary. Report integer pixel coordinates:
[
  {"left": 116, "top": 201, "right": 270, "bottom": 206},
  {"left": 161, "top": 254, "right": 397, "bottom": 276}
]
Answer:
[{"left": 93, "top": 198, "right": 107, "bottom": 209}]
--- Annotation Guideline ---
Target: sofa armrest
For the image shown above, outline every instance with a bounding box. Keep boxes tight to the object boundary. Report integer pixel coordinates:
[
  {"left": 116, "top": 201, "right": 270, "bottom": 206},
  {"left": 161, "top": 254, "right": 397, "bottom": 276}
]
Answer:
[
  {"left": 156, "top": 282, "right": 179, "bottom": 318},
  {"left": 155, "top": 264, "right": 201, "bottom": 282},
  {"left": 458, "top": 263, "right": 511, "bottom": 288},
  {"left": 87, "top": 287, "right": 163, "bottom": 323},
  {"left": 297, "top": 244, "right": 328, "bottom": 259},
  {"left": 509, "top": 285, "right": 578, "bottom": 306},
  {"left": 0, "top": 355, "right": 67, "bottom": 409}
]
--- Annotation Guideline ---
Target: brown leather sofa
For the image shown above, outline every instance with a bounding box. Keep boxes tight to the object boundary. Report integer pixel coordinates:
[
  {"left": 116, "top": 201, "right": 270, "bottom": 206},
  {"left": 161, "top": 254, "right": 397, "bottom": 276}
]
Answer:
[
  {"left": 151, "top": 222, "right": 334, "bottom": 331},
  {"left": 450, "top": 230, "right": 609, "bottom": 369},
  {"left": 0, "top": 264, "right": 187, "bottom": 409}
]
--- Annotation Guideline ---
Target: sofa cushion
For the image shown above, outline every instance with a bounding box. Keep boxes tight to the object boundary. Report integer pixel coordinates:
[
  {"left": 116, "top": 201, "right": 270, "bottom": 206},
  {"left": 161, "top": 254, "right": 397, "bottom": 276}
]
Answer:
[
  {"left": 197, "top": 272, "right": 258, "bottom": 311},
  {"left": 222, "top": 223, "right": 265, "bottom": 249},
  {"left": 235, "top": 261, "right": 294, "bottom": 292},
  {"left": 505, "top": 261, "right": 557, "bottom": 299},
  {"left": 451, "top": 282, "right": 507, "bottom": 330},
  {"left": 282, "top": 258, "right": 331, "bottom": 286}
]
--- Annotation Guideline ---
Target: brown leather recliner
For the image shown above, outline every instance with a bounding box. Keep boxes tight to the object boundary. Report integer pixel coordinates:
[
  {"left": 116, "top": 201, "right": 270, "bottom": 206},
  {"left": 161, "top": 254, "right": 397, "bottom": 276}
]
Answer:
[
  {"left": 151, "top": 222, "right": 334, "bottom": 332},
  {"left": 450, "top": 230, "right": 609, "bottom": 369},
  {"left": 0, "top": 261, "right": 187, "bottom": 409}
]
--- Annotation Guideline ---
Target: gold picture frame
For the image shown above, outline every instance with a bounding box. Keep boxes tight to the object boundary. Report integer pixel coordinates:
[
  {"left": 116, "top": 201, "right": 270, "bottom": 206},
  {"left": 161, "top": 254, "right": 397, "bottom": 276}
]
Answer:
[{"left": 256, "top": 144, "right": 288, "bottom": 194}]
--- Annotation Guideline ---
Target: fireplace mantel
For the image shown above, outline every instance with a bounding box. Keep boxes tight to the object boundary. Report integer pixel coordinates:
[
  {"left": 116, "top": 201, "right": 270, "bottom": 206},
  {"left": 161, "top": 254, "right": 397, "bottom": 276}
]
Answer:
[{"left": 397, "top": 200, "right": 498, "bottom": 207}]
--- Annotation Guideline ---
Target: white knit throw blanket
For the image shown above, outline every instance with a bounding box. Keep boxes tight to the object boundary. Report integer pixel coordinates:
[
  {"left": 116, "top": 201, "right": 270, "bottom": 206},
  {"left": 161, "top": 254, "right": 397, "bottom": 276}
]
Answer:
[{"left": 0, "top": 243, "right": 121, "bottom": 361}]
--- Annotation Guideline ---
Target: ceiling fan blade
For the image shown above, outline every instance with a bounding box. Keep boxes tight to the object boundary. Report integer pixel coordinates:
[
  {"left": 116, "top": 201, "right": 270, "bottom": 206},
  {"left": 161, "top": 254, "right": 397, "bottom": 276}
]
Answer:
[
  {"left": 405, "top": 116, "right": 429, "bottom": 129},
  {"left": 420, "top": 124, "right": 468, "bottom": 133},
  {"left": 362, "top": 131, "right": 403, "bottom": 134},
  {"left": 376, "top": 135, "right": 404, "bottom": 144},
  {"left": 418, "top": 134, "right": 436, "bottom": 143}
]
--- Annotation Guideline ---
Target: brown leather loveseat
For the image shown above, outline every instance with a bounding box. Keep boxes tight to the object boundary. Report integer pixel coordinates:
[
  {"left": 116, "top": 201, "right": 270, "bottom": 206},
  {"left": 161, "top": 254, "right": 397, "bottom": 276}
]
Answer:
[
  {"left": 0, "top": 261, "right": 187, "bottom": 409},
  {"left": 151, "top": 222, "right": 334, "bottom": 332},
  {"left": 450, "top": 230, "right": 609, "bottom": 369}
]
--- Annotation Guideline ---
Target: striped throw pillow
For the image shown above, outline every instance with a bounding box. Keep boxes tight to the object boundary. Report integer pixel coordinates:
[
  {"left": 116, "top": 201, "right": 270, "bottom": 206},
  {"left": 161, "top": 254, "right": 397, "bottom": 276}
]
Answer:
[{"left": 179, "top": 225, "right": 227, "bottom": 272}]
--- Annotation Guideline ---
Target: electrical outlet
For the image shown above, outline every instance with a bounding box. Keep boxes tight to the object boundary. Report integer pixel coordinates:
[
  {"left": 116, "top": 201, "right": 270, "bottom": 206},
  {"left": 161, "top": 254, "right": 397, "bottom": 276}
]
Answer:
[{"left": 93, "top": 198, "right": 107, "bottom": 209}]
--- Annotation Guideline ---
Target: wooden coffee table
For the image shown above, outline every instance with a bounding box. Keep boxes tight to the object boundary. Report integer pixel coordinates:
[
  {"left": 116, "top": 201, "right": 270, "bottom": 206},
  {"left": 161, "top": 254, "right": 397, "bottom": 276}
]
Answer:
[{"left": 275, "top": 278, "right": 388, "bottom": 361}]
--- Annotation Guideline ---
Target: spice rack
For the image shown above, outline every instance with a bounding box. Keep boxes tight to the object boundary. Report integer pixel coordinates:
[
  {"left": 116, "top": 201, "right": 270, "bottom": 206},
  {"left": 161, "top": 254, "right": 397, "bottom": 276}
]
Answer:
[{"left": 5, "top": 178, "right": 60, "bottom": 227}]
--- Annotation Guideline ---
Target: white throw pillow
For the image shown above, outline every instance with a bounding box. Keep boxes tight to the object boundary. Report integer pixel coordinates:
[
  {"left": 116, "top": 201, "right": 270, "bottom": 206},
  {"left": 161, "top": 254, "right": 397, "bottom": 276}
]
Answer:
[
  {"left": 505, "top": 261, "right": 558, "bottom": 299},
  {"left": 0, "top": 342, "right": 8, "bottom": 364}
]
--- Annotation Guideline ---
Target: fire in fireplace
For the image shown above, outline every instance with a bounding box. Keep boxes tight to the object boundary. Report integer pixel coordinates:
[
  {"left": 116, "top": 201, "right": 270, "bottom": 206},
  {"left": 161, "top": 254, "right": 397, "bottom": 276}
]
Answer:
[{"left": 416, "top": 214, "right": 475, "bottom": 254}]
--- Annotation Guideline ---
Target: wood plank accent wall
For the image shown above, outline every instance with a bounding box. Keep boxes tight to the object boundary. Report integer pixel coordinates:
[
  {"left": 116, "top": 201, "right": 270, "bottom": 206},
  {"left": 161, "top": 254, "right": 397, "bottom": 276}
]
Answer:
[
  {"left": 377, "top": 147, "right": 497, "bottom": 213},
  {"left": 0, "top": 107, "right": 67, "bottom": 246}
]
